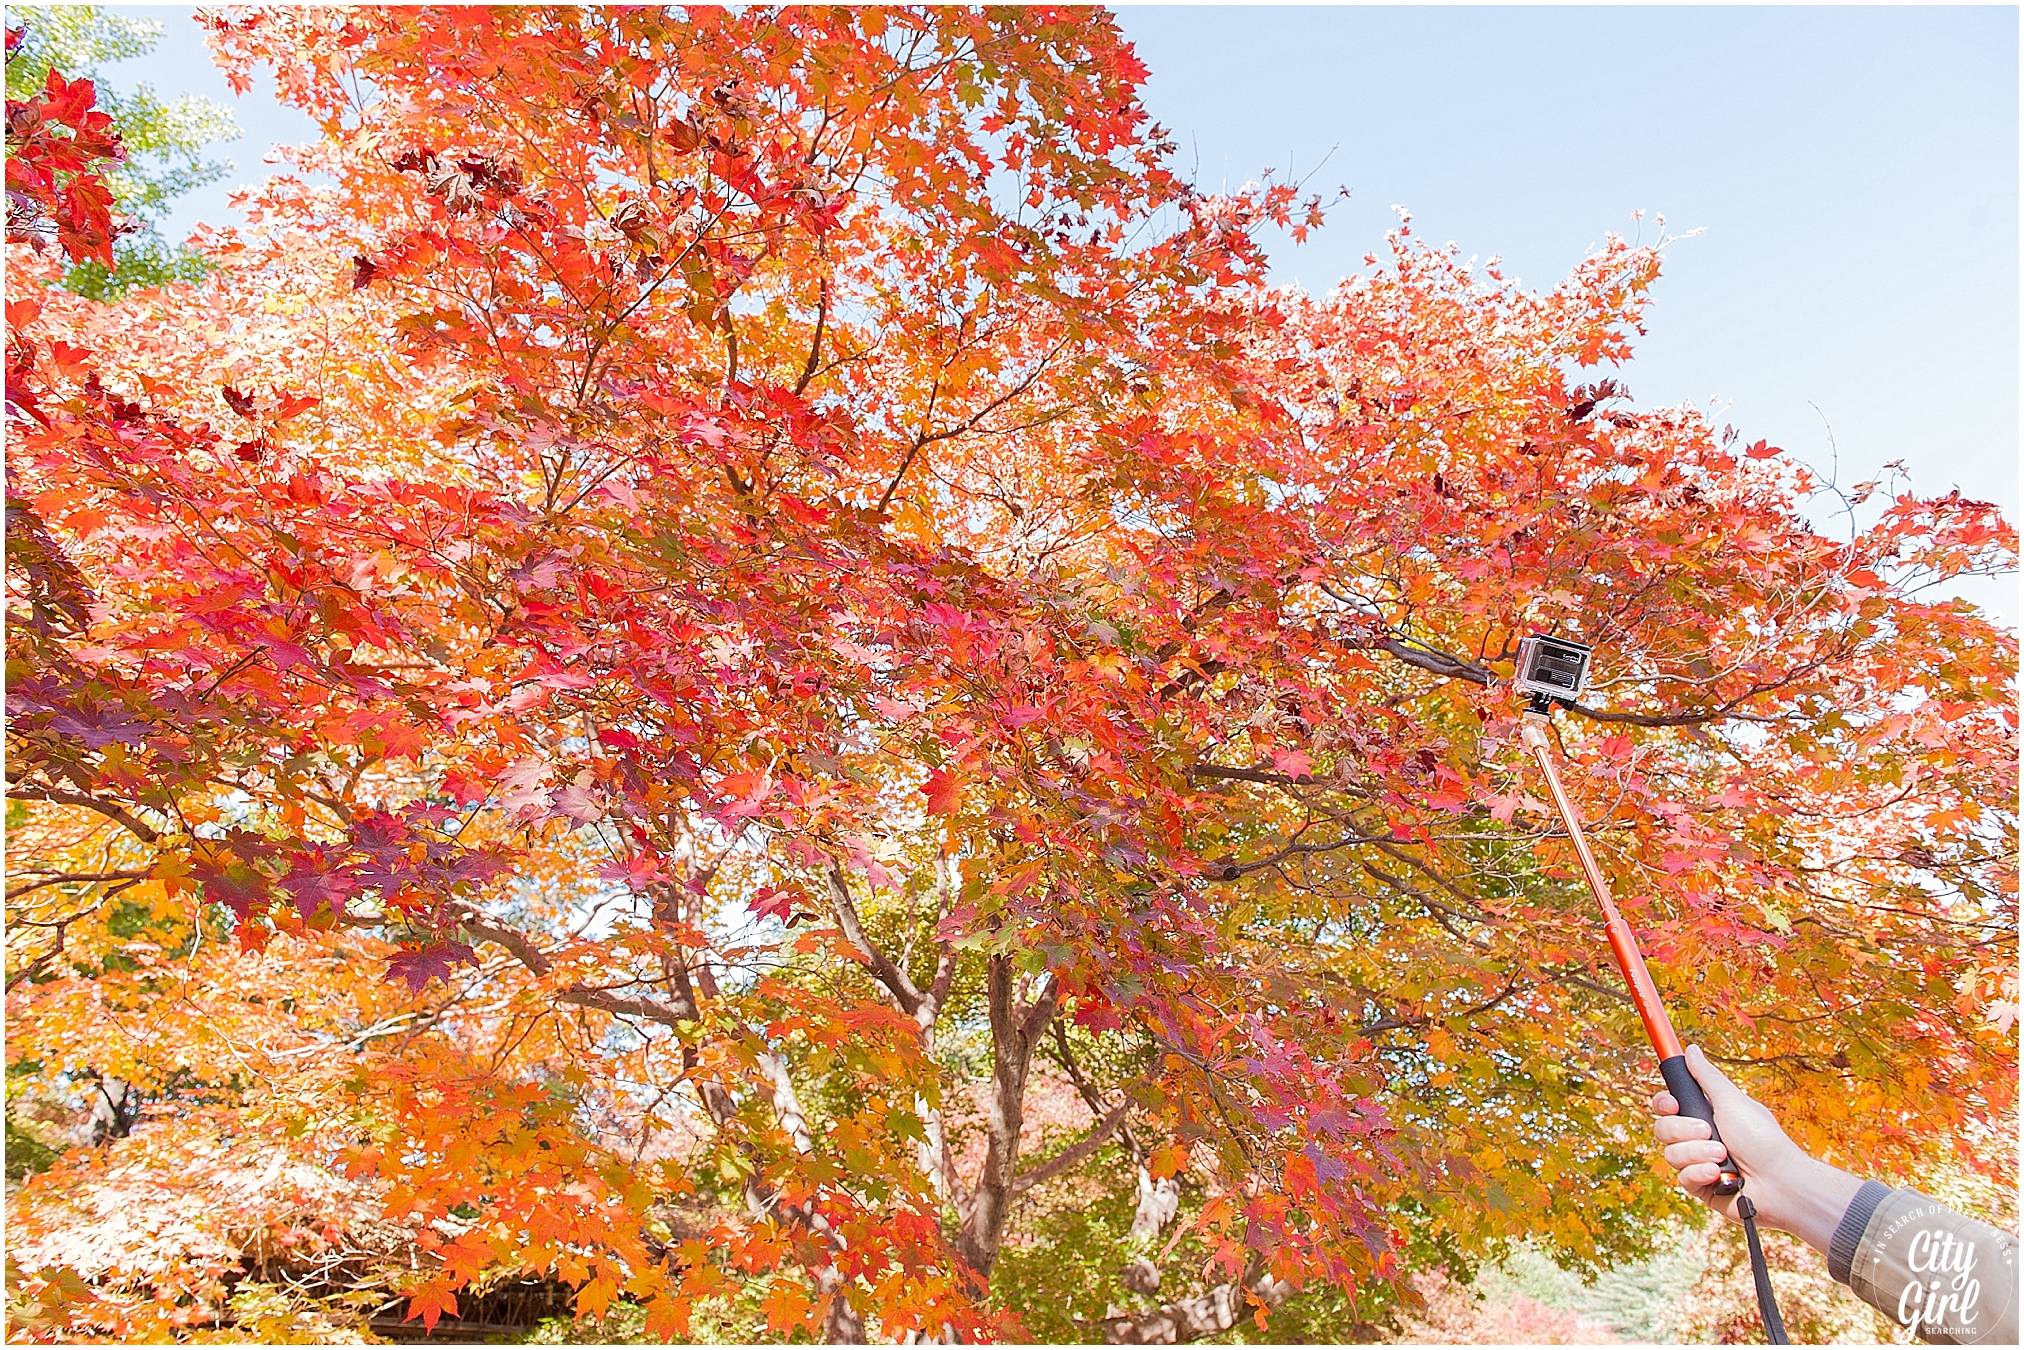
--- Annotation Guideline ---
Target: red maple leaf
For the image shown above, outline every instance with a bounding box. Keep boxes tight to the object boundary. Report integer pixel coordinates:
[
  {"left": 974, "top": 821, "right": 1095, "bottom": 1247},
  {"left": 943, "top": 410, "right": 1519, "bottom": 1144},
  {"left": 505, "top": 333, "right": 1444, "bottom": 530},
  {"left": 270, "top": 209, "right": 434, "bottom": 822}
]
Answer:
[
  {"left": 922, "top": 768, "right": 960, "bottom": 815},
  {"left": 383, "top": 941, "right": 479, "bottom": 993}
]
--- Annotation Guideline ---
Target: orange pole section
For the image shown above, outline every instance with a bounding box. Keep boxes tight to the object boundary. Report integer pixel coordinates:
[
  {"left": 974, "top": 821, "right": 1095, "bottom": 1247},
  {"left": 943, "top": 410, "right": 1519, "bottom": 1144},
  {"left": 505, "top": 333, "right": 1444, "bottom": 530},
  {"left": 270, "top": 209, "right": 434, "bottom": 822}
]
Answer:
[{"left": 1519, "top": 716, "right": 1683, "bottom": 1063}]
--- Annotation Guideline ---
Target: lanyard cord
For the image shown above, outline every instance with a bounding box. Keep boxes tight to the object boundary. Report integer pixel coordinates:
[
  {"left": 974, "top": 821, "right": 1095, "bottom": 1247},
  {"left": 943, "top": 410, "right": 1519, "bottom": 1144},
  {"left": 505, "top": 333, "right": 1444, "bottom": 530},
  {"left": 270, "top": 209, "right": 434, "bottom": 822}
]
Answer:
[{"left": 1737, "top": 1196, "right": 1791, "bottom": 1343}]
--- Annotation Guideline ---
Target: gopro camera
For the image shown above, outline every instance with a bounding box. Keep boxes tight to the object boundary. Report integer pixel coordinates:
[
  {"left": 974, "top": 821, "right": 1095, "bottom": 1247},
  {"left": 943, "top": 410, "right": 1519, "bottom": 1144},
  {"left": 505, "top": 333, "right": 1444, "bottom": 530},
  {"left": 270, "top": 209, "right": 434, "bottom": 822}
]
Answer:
[{"left": 1514, "top": 635, "right": 1591, "bottom": 710}]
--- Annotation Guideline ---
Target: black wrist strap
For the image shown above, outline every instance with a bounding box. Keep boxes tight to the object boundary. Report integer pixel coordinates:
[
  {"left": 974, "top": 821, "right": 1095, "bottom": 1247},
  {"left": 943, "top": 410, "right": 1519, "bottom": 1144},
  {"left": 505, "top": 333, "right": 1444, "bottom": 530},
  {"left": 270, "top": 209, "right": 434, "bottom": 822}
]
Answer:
[{"left": 1736, "top": 1194, "right": 1790, "bottom": 1344}]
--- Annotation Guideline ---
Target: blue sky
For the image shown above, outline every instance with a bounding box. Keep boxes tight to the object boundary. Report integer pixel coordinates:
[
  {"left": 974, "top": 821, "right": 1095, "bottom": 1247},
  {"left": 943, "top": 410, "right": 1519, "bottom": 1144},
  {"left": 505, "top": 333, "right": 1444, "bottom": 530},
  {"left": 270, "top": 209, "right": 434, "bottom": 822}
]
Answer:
[{"left": 110, "top": 4, "right": 2018, "bottom": 621}]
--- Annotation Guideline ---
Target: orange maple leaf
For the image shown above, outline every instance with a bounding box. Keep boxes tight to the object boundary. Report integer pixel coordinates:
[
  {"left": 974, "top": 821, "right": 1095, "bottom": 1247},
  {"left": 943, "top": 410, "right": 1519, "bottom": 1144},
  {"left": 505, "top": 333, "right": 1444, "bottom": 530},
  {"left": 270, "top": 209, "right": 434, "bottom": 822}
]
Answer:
[{"left": 406, "top": 1278, "right": 458, "bottom": 1332}]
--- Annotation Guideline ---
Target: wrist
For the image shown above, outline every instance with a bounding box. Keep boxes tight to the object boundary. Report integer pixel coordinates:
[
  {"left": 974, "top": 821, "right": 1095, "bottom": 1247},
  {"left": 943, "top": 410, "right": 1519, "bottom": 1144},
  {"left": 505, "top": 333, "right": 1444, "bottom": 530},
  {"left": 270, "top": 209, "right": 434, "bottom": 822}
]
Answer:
[{"left": 1756, "top": 1155, "right": 1865, "bottom": 1254}]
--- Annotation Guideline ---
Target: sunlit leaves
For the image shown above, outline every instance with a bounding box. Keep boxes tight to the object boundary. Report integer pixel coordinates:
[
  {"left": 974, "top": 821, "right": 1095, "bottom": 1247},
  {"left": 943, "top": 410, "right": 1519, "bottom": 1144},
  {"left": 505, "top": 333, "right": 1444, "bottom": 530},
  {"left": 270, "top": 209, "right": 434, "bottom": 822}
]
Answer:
[{"left": 5, "top": 6, "right": 2015, "bottom": 1346}]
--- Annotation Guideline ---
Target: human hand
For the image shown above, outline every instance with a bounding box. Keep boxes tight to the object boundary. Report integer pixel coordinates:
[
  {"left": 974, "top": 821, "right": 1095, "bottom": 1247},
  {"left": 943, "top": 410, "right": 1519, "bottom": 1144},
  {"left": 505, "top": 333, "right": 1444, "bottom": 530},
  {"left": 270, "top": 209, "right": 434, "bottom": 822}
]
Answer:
[{"left": 1650, "top": 1045, "right": 1862, "bottom": 1254}]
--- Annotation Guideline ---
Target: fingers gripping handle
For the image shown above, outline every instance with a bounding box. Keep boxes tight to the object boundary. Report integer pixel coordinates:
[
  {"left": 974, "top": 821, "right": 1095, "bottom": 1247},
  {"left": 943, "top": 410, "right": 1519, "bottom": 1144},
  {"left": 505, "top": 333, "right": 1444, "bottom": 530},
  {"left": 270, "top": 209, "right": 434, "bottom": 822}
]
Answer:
[{"left": 1660, "top": 1055, "right": 1744, "bottom": 1196}]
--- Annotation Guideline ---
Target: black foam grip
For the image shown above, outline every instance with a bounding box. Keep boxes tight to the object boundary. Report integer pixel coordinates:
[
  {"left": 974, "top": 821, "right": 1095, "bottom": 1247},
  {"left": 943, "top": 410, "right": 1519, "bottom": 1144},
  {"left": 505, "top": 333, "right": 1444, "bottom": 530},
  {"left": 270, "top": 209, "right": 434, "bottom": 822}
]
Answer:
[{"left": 1660, "top": 1054, "right": 1744, "bottom": 1195}]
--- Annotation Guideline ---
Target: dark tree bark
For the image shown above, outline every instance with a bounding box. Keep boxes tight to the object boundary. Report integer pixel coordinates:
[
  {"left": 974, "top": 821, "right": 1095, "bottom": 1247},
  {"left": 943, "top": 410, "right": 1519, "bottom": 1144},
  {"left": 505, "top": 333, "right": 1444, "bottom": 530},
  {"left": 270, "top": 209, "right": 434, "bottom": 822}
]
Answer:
[
  {"left": 88, "top": 1076, "right": 139, "bottom": 1143},
  {"left": 955, "top": 954, "right": 1057, "bottom": 1285}
]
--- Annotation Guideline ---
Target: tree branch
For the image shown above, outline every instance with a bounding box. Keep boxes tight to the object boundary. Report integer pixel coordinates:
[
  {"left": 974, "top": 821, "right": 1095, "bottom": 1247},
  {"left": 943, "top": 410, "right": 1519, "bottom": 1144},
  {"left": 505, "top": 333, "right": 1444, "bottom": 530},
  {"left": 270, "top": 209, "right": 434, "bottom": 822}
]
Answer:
[
  {"left": 795, "top": 279, "right": 829, "bottom": 396},
  {"left": 6, "top": 787, "right": 161, "bottom": 843},
  {"left": 1050, "top": 1020, "right": 1144, "bottom": 1162},
  {"left": 1186, "top": 763, "right": 1313, "bottom": 788},
  {"left": 1011, "top": 1101, "right": 1127, "bottom": 1195},
  {"left": 6, "top": 869, "right": 151, "bottom": 900},
  {"left": 1375, "top": 636, "right": 1493, "bottom": 686},
  {"left": 874, "top": 331, "right": 1074, "bottom": 517},
  {"left": 1364, "top": 633, "right": 1795, "bottom": 726},
  {"left": 459, "top": 910, "right": 697, "bottom": 1029},
  {"left": 1021, "top": 972, "right": 1061, "bottom": 1045},
  {"left": 874, "top": 433, "right": 931, "bottom": 518},
  {"left": 1100, "top": 1270, "right": 1294, "bottom": 1344},
  {"left": 827, "top": 865, "right": 923, "bottom": 1015}
]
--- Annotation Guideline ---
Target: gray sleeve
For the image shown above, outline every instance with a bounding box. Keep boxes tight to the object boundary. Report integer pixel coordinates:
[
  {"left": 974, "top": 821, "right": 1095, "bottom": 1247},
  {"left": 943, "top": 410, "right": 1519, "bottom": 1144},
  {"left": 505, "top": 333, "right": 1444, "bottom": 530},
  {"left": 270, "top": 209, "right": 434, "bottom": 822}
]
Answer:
[
  {"left": 1828, "top": 1179, "right": 1893, "bottom": 1285},
  {"left": 1836, "top": 1187, "right": 2019, "bottom": 1345}
]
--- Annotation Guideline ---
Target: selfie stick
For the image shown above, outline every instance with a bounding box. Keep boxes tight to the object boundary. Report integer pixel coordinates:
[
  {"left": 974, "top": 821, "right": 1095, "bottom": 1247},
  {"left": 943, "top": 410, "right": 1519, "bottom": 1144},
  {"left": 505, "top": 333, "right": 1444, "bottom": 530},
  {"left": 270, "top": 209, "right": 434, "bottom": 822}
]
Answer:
[{"left": 1512, "top": 636, "right": 1786, "bottom": 1343}]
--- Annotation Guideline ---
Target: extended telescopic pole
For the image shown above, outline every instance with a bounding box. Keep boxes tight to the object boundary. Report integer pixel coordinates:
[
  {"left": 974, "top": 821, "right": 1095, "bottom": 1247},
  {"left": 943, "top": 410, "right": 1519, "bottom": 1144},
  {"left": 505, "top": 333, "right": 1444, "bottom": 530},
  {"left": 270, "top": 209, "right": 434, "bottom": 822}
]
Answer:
[
  {"left": 1518, "top": 707, "right": 1788, "bottom": 1344},
  {"left": 1517, "top": 711, "right": 1740, "bottom": 1190}
]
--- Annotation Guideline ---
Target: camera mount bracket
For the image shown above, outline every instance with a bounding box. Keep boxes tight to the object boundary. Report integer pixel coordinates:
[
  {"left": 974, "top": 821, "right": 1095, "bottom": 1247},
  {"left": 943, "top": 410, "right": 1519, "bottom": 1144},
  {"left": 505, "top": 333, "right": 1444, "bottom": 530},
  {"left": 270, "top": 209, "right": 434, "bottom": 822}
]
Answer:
[{"left": 1513, "top": 634, "right": 1592, "bottom": 714}]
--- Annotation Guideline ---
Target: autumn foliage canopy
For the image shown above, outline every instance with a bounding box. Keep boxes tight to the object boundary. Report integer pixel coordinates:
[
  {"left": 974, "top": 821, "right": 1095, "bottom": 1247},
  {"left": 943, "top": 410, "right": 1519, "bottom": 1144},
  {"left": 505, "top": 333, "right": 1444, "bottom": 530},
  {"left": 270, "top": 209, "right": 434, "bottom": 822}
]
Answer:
[{"left": 6, "top": 7, "right": 2016, "bottom": 1343}]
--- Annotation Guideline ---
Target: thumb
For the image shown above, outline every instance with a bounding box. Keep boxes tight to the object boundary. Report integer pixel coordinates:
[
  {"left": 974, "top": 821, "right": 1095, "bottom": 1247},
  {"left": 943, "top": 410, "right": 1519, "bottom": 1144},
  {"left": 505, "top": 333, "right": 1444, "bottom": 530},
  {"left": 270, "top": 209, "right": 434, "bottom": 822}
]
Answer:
[{"left": 1684, "top": 1045, "right": 1746, "bottom": 1109}]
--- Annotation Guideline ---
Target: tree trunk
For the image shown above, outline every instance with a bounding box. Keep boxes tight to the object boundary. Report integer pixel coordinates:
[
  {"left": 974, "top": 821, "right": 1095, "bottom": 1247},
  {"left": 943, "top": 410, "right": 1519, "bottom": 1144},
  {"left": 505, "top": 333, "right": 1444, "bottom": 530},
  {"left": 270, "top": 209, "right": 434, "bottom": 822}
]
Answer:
[
  {"left": 89, "top": 1076, "right": 139, "bottom": 1142},
  {"left": 820, "top": 1267, "right": 868, "bottom": 1344},
  {"left": 955, "top": 955, "right": 1057, "bottom": 1286}
]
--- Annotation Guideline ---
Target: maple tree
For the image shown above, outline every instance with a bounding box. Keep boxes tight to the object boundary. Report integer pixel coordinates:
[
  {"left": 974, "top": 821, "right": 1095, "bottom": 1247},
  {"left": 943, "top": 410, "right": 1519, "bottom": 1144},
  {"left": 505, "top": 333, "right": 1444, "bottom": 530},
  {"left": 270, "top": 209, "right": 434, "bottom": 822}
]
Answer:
[
  {"left": 5, "top": 5, "right": 240, "bottom": 297},
  {"left": 6, "top": 6, "right": 2016, "bottom": 1344},
  {"left": 4, "top": 22, "right": 125, "bottom": 270}
]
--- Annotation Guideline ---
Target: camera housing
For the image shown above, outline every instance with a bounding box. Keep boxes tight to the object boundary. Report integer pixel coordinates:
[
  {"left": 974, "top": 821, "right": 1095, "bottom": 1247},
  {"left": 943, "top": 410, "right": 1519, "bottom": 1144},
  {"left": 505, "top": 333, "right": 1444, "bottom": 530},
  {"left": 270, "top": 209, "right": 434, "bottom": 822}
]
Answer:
[{"left": 1514, "top": 634, "right": 1592, "bottom": 710}]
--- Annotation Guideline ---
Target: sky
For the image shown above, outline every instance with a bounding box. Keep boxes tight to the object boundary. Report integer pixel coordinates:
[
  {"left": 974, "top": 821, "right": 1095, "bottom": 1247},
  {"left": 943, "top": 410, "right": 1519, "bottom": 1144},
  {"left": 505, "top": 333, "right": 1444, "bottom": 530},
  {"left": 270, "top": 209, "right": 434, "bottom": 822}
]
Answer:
[{"left": 108, "top": 4, "right": 2019, "bottom": 622}]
